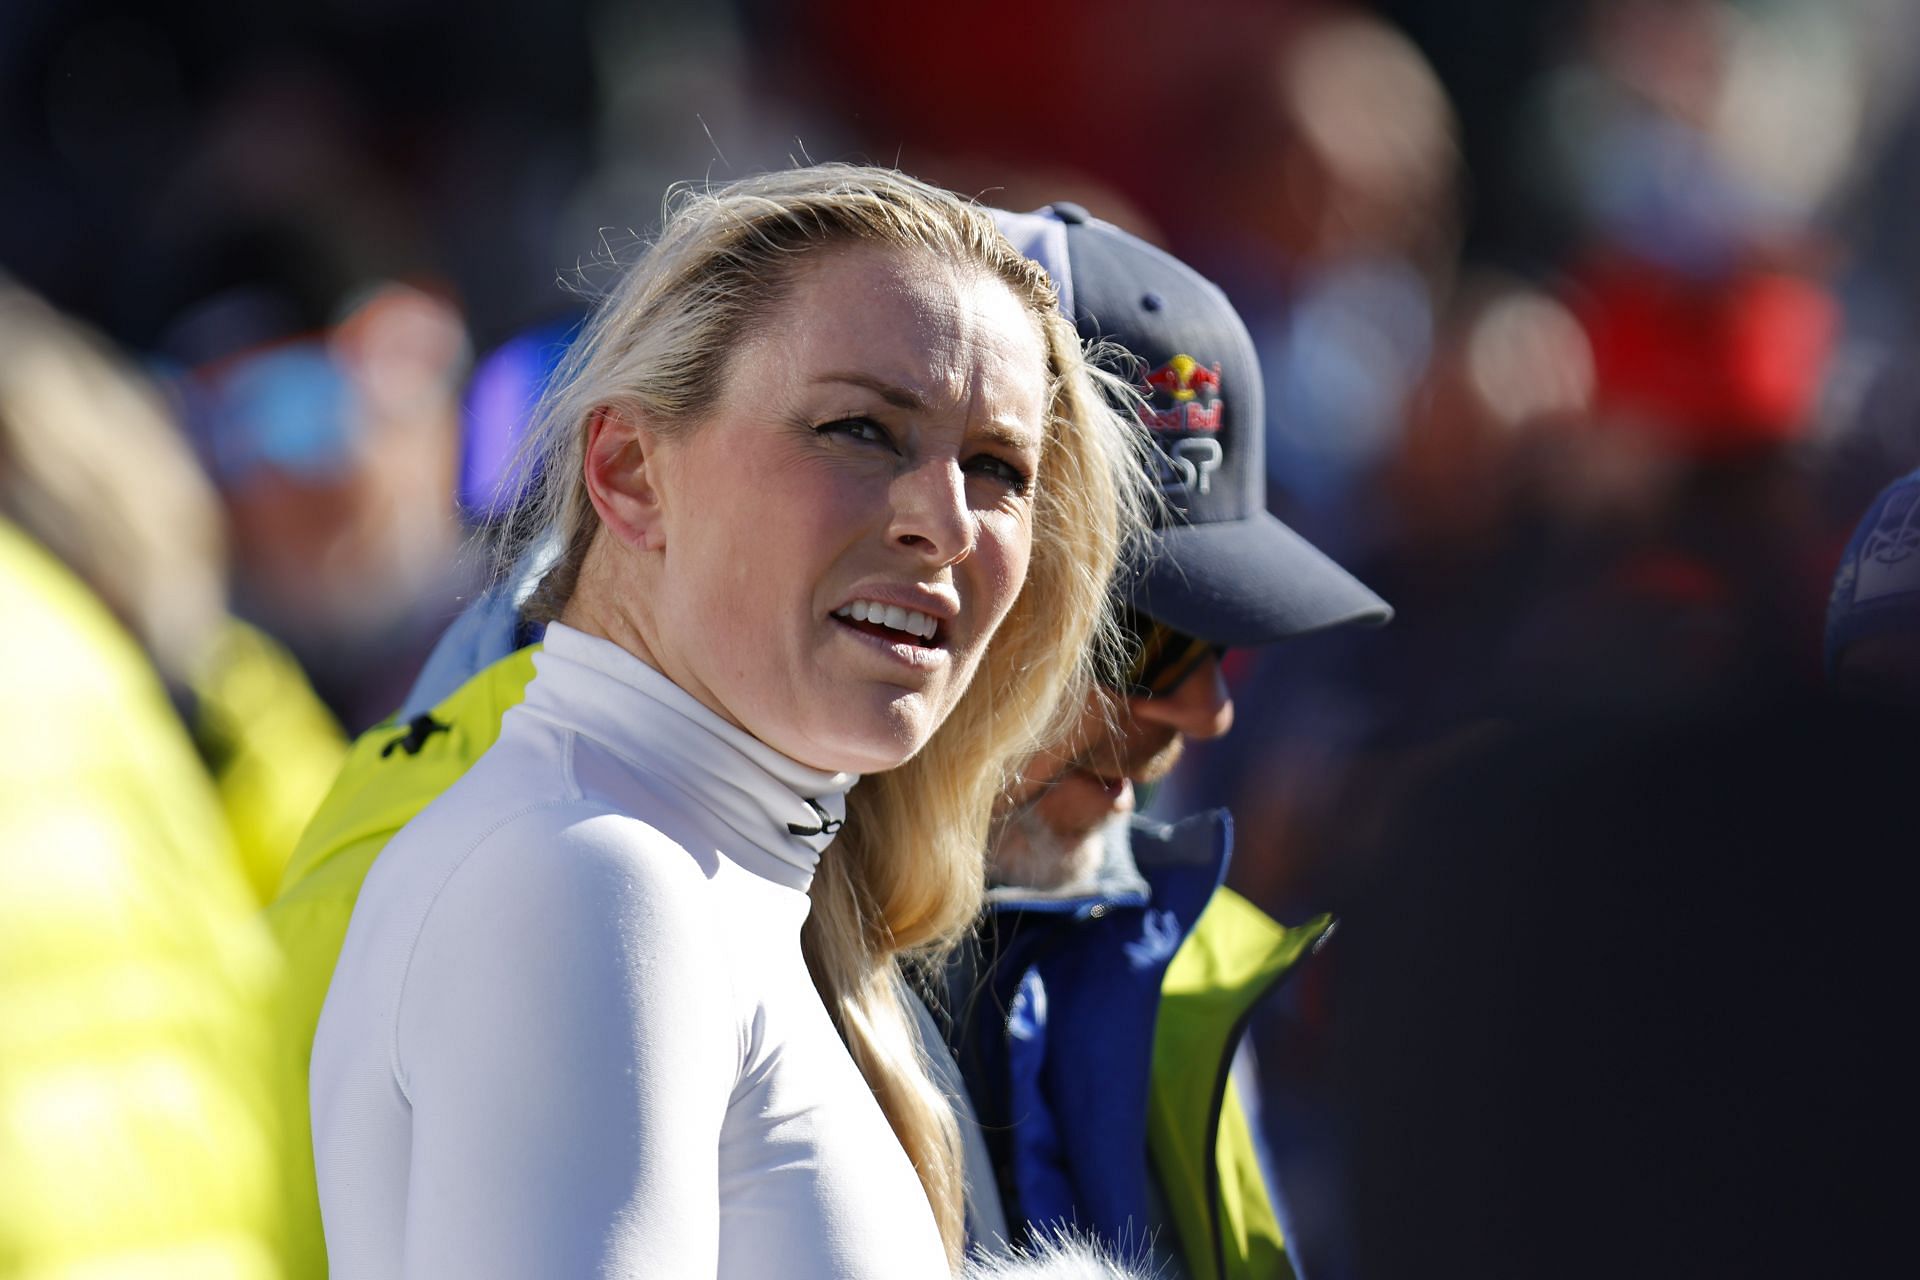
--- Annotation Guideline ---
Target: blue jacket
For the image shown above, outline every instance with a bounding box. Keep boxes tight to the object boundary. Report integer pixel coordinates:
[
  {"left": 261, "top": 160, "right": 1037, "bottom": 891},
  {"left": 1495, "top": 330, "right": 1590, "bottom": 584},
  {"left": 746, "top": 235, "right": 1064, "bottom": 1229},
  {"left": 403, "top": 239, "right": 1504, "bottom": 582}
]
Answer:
[{"left": 942, "top": 810, "right": 1329, "bottom": 1279}]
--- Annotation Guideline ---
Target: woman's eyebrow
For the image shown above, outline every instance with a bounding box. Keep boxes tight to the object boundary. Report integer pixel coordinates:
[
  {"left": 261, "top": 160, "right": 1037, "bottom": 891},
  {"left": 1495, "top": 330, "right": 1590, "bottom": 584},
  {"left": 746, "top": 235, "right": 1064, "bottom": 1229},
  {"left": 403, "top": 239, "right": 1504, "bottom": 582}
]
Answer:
[
  {"left": 974, "top": 421, "right": 1042, "bottom": 455},
  {"left": 812, "top": 371, "right": 926, "bottom": 411},
  {"left": 814, "top": 371, "right": 1040, "bottom": 453}
]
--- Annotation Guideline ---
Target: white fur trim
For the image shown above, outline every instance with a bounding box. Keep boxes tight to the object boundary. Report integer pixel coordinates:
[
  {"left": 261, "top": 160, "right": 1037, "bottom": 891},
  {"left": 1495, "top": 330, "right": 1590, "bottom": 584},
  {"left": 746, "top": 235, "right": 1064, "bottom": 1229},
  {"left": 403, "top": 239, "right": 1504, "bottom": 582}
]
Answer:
[{"left": 962, "top": 1229, "right": 1161, "bottom": 1279}]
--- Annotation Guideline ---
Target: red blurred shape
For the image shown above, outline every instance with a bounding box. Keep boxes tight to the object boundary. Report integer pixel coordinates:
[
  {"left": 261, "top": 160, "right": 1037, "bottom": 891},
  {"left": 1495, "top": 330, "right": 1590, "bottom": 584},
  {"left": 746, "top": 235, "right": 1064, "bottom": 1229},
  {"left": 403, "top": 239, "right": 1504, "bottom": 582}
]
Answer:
[{"left": 1568, "top": 253, "right": 1838, "bottom": 455}]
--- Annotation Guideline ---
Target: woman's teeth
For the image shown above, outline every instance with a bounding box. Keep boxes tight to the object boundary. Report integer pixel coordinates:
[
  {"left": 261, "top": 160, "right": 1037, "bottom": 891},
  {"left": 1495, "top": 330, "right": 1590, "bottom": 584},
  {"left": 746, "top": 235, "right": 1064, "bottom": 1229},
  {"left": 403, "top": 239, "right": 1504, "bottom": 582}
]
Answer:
[{"left": 834, "top": 600, "right": 939, "bottom": 641}]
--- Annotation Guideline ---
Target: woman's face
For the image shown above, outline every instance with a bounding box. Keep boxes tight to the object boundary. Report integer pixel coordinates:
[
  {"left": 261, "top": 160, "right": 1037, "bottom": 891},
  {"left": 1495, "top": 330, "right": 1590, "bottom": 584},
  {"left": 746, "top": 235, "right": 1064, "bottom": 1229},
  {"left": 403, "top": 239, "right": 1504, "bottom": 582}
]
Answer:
[{"left": 637, "top": 244, "right": 1049, "bottom": 774}]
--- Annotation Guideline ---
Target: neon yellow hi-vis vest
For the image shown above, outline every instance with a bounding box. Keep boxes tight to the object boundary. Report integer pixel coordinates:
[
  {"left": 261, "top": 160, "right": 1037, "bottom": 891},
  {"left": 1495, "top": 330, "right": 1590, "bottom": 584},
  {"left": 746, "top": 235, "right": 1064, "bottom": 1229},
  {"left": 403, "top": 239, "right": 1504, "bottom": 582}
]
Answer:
[
  {"left": 189, "top": 617, "right": 348, "bottom": 907},
  {"left": 0, "top": 519, "right": 283, "bottom": 1279},
  {"left": 1150, "top": 893, "right": 1333, "bottom": 1280},
  {"left": 264, "top": 646, "right": 539, "bottom": 1279}
]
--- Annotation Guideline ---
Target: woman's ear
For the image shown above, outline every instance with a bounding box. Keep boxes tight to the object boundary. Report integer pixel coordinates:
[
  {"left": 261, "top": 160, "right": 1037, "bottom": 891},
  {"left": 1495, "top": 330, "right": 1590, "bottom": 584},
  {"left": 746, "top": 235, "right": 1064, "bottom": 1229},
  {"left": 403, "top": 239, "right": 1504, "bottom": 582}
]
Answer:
[{"left": 582, "top": 407, "right": 667, "bottom": 551}]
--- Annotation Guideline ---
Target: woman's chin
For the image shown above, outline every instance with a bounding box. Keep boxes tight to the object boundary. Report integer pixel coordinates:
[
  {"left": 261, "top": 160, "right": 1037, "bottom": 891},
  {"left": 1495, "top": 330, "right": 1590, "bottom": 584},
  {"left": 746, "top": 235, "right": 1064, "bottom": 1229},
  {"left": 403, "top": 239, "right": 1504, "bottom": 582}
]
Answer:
[
  {"left": 796, "top": 732, "right": 925, "bottom": 777},
  {"left": 781, "top": 693, "right": 937, "bottom": 776}
]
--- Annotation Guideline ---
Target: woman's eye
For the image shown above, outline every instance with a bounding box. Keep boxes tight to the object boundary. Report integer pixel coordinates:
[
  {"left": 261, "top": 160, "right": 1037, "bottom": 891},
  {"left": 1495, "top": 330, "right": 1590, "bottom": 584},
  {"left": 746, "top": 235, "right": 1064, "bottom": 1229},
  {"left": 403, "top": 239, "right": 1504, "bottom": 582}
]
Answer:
[
  {"left": 966, "top": 454, "right": 1033, "bottom": 495},
  {"left": 817, "top": 415, "right": 894, "bottom": 448}
]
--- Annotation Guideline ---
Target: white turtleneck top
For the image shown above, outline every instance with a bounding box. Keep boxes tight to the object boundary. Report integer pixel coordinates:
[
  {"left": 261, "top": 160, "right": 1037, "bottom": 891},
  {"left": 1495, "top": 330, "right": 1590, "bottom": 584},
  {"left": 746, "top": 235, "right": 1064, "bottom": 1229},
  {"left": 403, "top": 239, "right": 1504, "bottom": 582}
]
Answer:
[{"left": 310, "top": 624, "right": 950, "bottom": 1278}]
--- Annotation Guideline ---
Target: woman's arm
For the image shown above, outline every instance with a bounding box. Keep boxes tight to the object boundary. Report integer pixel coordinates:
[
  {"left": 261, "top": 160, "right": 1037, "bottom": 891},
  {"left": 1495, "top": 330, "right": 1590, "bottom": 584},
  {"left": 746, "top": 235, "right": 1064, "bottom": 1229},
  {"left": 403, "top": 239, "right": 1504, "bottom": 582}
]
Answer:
[{"left": 395, "top": 808, "right": 736, "bottom": 1276}]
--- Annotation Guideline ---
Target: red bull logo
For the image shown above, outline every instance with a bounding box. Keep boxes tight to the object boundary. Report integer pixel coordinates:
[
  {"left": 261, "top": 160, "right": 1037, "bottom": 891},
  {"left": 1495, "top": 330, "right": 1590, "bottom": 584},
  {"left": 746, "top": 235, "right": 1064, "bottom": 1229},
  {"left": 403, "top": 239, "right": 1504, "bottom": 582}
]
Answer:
[
  {"left": 1142, "top": 353, "right": 1224, "bottom": 434},
  {"left": 1145, "top": 354, "right": 1221, "bottom": 402}
]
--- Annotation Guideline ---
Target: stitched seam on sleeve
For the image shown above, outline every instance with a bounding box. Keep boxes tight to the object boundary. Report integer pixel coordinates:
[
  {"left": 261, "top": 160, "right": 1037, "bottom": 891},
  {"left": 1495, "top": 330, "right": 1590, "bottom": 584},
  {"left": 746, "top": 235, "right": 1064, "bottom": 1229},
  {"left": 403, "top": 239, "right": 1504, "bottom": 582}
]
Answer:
[{"left": 562, "top": 730, "right": 582, "bottom": 802}]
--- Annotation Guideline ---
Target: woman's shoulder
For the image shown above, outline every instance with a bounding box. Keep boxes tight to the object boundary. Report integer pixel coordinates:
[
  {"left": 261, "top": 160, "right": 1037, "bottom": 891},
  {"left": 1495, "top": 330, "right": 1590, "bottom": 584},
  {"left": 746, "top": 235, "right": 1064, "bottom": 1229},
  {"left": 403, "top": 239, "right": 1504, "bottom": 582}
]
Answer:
[
  {"left": 390, "top": 794, "right": 733, "bottom": 1013},
  {"left": 393, "top": 778, "right": 721, "bottom": 939},
  {"left": 459, "top": 797, "right": 719, "bottom": 906}
]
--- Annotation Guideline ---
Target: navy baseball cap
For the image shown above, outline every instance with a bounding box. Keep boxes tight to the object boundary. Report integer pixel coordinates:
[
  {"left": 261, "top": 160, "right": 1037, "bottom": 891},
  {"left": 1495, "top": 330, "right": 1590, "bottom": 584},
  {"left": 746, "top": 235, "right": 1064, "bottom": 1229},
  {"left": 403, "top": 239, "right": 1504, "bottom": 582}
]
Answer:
[{"left": 995, "top": 203, "right": 1392, "bottom": 646}]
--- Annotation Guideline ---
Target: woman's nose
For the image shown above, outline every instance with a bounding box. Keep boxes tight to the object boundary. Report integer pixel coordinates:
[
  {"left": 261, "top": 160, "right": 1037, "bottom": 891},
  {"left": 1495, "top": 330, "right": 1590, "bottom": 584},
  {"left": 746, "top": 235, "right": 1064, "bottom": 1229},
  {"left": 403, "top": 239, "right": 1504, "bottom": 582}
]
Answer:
[{"left": 889, "top": 458, "right": 976, "bottom": 566}]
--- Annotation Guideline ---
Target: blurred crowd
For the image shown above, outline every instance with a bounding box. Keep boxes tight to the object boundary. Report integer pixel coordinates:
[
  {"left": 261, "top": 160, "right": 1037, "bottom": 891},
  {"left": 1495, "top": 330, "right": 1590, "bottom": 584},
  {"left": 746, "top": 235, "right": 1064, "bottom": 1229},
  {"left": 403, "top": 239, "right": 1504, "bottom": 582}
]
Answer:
[{"left": 2, "top": 0, "right": 1914, "bottom": 1276}]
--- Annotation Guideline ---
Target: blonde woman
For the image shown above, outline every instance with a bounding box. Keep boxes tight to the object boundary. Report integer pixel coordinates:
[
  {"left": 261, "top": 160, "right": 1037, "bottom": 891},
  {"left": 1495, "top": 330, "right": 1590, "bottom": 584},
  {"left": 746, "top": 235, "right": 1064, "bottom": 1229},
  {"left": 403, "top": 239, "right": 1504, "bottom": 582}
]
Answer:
[{"left": 309, "top": 165, "right": 1145, "bottom": 1276}]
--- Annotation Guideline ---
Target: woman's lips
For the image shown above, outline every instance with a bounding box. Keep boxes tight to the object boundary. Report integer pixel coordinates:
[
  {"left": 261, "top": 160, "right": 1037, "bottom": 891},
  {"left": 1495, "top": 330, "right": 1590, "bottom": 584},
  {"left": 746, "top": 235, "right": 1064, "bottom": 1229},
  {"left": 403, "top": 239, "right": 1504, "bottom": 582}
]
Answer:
[
  {"left": 835, "top": 613, "right": 948, "bottom": 649},
  {"left": 831, "top": 614, "right": 951, "bottom": 671}
]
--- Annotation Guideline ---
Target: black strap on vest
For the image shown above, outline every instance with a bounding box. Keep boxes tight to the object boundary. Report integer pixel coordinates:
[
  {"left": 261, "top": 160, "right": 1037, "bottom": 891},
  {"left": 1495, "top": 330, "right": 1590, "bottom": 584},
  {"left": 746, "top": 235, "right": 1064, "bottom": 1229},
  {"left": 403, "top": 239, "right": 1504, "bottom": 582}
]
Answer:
[{"left": 382, "top": 713, "right": 451, "bottom": 759}]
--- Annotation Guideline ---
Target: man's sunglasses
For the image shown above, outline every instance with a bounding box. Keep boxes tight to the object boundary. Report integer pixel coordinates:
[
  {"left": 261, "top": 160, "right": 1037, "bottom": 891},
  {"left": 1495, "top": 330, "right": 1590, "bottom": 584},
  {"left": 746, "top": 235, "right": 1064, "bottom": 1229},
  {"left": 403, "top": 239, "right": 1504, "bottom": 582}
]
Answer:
[{"left": 1114, "top": 610, "right": 1226, "bottom": 698}]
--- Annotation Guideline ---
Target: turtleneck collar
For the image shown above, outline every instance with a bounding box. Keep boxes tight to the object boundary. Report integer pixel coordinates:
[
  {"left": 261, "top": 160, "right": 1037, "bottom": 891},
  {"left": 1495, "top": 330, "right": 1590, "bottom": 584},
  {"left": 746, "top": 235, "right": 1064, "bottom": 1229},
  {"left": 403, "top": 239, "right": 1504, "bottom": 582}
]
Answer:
[{"left": 522, "top": 623, "right": 859, "bottom": 891}]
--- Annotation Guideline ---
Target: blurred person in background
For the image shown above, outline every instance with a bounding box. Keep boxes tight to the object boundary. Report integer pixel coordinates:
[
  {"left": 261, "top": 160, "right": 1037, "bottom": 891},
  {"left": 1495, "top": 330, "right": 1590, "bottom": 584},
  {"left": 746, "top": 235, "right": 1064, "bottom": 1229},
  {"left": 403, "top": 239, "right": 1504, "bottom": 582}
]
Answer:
[
  {"left": 0, "top": 281, "right": 313, "bottom": 1276},
  {"left": 156, "top": 206, "right": 476, "bottom": 734},
  {"left": 0, "top": 281, "right": 345, "bottom": 901}
]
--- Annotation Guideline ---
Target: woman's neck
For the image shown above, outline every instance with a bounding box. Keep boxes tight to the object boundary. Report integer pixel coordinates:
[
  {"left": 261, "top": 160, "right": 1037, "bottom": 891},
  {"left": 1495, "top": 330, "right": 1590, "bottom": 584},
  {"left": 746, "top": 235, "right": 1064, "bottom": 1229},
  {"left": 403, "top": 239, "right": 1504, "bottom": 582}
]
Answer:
[{"left": 559, "top": 534, "right": 745, "bottom": 731}]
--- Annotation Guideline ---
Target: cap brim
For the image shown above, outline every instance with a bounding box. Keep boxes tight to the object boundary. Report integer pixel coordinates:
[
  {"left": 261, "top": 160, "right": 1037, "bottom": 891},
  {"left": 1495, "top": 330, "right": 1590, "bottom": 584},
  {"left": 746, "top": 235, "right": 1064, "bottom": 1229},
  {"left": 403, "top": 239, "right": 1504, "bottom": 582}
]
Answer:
[{"left": 1124, "top": 512, "right": 1393, "bottom": 647}]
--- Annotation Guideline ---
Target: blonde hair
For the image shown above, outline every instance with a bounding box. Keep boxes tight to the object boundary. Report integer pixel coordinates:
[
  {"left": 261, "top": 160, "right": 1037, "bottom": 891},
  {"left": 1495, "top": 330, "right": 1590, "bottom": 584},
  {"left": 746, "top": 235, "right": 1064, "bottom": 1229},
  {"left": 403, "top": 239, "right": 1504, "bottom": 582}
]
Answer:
[
  {"left": 0, "top": 283, "right": 228, "bottom": 684},
  {"left": 493, "top": 165, "right": 1145, "bottom": 1262}
]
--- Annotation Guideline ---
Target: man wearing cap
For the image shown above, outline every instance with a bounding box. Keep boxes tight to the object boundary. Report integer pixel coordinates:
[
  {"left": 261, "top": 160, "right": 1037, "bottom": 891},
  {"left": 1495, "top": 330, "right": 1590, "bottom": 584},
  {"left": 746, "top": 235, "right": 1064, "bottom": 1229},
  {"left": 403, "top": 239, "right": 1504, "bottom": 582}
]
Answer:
[
  {"left": 263, "top": 203, "right": 1387, "bottom": 1279},
  {"left": 930, "top": 205, "right": 1390, "bottom": 1280}
]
